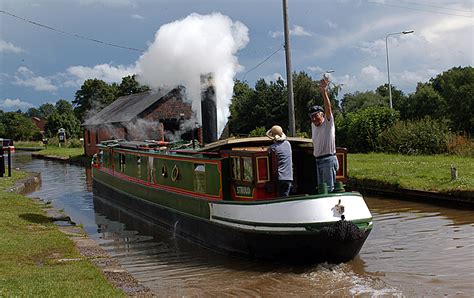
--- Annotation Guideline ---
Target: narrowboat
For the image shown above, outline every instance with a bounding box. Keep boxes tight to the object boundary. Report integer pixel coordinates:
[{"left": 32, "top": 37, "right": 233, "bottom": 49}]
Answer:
[{"left": 92, "top": 136, "right": 373, "bottom": 263}]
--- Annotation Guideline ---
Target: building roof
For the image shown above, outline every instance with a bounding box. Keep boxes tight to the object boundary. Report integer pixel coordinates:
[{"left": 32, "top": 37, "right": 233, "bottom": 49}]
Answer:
[{"left": 82, "top": 87, "right": 177, "bottom": 126}]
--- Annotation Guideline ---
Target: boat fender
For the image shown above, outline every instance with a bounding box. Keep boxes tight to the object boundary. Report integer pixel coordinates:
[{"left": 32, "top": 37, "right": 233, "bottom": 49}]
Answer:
[
  {"left": 171, "top": 165, "right": 180, "bottom": 181},
  {"left": 321, "top": 220, "right": 365, "bottom": 242}
]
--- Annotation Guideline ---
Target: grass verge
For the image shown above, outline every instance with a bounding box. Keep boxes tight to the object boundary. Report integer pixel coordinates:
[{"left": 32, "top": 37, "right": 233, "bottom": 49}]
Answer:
[
  {"left": 0, "top": 173, "right": 124, "bottom": 297},
  {"left": 34, "top": 147, "right": 90, "bottom": 166},
  {"left": 348, "top": 153, "right": 473, "bottom": 194},
  {"left": 0, "top": 168, "right": 28, "bottom": 190}
]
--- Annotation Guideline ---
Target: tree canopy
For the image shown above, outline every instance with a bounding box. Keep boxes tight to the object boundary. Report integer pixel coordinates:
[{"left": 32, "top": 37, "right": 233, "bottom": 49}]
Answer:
[
  {"left": 72, "top": 79, "right": 118, "bottom": 123},
  {"left": 0, "top": 112, "right": 39, "bottom": 140},
  {"left": 430, "top": 66, "right": 473, "bottom": 133},
  {"left": 72, "top": 75, "right": 150, "bottom": 123},
  {"left": 44, "top": 100, "right": 81, "bottom": 138},
  {"left": 229, "top": 72, "right": 340, "bottom": 137}
]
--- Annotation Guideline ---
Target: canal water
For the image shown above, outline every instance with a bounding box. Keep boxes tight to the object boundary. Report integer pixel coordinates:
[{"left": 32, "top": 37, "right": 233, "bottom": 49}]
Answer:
[{"left": 12, "top": 153, "right": 474, "bottom": 296}]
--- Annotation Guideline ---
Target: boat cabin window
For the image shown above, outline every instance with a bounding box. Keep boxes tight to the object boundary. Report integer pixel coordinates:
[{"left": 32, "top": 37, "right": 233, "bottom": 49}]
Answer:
[
  {"left": 242, "top": 157, "right": 253, "bottom": 182},
  {"left": 194, "top": 164, "right": 206, "bottom": 193},
  {"left": 231, "top": 157, "right": 241, "bottom": 180},
  {"left": 119, "top": 153, "right": 126, "bottom": 172},
  {"left": 137, "top": 156, "right": 142, "bottom": 179},
  {"left": 98, "top": 150, "right": 104, "bottom": 163}
]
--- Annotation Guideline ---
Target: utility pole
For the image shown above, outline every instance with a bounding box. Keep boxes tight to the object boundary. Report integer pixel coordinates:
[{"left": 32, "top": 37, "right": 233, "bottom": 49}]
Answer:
[{"left": 282, "top": 0, "right": 295, "bottom": 136}]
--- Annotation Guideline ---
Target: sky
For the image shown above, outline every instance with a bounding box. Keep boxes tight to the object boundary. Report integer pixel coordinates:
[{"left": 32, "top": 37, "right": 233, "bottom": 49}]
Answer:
[{"left": 1, "top": 0, "right": 472, "bottom": 124}]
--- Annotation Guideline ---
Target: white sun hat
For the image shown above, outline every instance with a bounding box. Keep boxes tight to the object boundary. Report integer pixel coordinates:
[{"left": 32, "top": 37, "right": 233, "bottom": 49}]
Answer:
[{"left": 266, "top": 125, "right": 287, "bottom": 141}]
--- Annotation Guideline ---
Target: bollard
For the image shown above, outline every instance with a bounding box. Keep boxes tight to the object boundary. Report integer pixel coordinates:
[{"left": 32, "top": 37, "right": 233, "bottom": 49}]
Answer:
[
  {"left": 451, "top": 165, "right": 457, "bottom": 181},
  {"left": 0, "top": 147, "right": 4, "bottom": 178},
  {"left": 7, "top": 148, "right": 11, "bottom": 177}
]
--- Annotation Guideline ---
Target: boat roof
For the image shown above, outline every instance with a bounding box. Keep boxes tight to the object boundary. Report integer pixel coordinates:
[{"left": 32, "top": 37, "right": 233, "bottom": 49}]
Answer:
[
  {"left": 199, "top": 136, "right": 313, "bottom": 152},
  {"left": 97, "top": 137, "right": 313, "bottom": 155}
]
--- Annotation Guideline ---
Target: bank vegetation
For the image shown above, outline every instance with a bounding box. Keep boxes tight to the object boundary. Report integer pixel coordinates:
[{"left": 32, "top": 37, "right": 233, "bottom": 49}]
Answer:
[{"left": 0, "top": 169, "right": 124, "bottom": 296}]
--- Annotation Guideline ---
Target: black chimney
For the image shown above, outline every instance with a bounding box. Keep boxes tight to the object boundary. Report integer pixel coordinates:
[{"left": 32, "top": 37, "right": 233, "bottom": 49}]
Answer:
[{"left": 200, "top": 73, "right": 217, "bottom": 144}]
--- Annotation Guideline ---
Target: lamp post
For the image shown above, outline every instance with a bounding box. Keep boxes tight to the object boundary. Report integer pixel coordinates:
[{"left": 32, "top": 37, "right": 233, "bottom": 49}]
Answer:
[{"left": 385, "top": 30, "right": 414, "bottom": 109}]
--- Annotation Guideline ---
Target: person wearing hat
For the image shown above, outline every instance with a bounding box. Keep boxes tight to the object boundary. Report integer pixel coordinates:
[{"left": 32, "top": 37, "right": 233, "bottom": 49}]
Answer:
[
  {"left": 308, "top": 78, "right": 339, "bottom": 192},
  {"left": 266, "top": 125, "right": 293, "bottom": 197}
]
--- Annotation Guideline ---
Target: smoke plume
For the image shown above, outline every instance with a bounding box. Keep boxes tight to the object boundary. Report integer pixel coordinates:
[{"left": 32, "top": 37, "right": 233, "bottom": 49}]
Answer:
[{"left": 135, "top": 12, "right": 249, "bottom": 134}]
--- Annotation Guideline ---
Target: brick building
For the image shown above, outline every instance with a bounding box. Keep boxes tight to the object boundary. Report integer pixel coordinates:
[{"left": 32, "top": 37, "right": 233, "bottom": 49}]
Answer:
[
  {"left": 31, "top": 117, "right": 46, "bottom": 135},
  {"left": 82, "top": 86, "right": 193, "bottom": 156}
]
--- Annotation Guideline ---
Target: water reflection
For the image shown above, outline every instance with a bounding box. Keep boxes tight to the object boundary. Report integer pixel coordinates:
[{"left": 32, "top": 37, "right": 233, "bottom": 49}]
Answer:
[{"left": 366, "top": 195, "right": 474, "bottom": 226}]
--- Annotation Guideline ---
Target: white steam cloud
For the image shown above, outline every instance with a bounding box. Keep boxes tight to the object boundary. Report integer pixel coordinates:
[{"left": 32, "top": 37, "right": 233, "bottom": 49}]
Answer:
[{"left": 135, "top": 12, "right": 249, "bottom": 134}]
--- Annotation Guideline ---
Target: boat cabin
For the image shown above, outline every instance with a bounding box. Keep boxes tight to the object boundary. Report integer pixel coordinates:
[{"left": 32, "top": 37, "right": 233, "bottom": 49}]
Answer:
[{"left": 93, "top": 137, "right": 347, "bottom": 202}]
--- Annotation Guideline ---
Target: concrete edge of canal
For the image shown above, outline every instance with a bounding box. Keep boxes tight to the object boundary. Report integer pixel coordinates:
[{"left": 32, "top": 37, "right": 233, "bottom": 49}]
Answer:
[
  {"left": 8, "top": 171, "right": 154, "bottom": 297},
  {"left": 346, "top": 179, "right": 474, "bottom": 209}
]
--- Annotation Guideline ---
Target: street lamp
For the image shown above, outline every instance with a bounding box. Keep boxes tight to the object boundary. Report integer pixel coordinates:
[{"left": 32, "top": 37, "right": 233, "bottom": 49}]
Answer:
[{"left": 385, "top": 30, "right": 414, "bottom": 109}]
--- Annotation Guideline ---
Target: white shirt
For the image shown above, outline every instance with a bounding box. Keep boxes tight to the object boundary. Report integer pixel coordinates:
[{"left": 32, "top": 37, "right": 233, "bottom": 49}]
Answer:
[{"left": 311, "top": 113, "right": 336, "bottom": 157}]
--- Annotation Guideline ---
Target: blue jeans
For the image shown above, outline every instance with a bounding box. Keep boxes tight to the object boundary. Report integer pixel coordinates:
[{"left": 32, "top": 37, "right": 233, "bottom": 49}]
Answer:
[
  {"left": 278, "top": 180, "right": 292, "bottom": 197},
  {"left": 315, "top": 155, "right": 339, "bottom": 192}
]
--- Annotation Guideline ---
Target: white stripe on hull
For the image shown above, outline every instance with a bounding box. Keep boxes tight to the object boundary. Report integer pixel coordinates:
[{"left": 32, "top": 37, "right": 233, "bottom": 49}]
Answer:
[
  {"left": 209, "top": 194, "right": 372, "bottom": 227},
  {"left": 211, "top": 219, "right": 308, "bottom": 232}
]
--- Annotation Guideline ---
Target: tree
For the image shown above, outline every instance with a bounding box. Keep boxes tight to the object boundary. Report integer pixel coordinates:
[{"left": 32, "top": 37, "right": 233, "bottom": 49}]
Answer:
[
  {"left": 430, "top": 66, "right": 474, "bottom": 134},
  {"left": 45, "top": 111, "right": 81, "bottom": 139},
  {"left": 293, "top": 71, "right": 340, "bottom": 135},
  {"left": 45, "top": 99, "right": 81, "bottom": 138},
  {"left": 229, "top": 78, "right": 287, "bottom": 135},
  {"left": 256, "top": 77, "right": 288, "bottom": 130},
  {"left": 38, "top": 103, "right": 56, "bottom": 118},
  {"left": 55, "top": 99, "right": 74, "bottom": 114},
  {"left": 376, "top": 83, "right": 405, "bottom": 109},
  {"left": 293, "top": 71, "right": 320, "bottom": 134},
  {"left": 341, "top": 91, "right": 386, "bottom": 113},
  {"left": 25, "top": 107, "right": 42, "bottom": 118},
  {"left": 118, "top": 75, "right": 150, "bottom": 97},
  {"left": 336, "top": 107, "right": 399, "bottom": 152},
  {"left": 0, "top": 112, "right": 39, "bottom": 140},
  {"left": 398, "top": 83, "right": 446, "bottom": 120},
  {"left": 73, "top": 79, "right": 118, "bottom": 123}
]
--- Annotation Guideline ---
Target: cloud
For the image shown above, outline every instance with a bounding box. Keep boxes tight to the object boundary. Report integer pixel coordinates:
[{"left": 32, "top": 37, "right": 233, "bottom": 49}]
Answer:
[
  {"left": 13, "top": 67, "right": 58, "bottom": 92},
  {"left": 308, "top": 66, "right": 324, "bottom": 73},
  {"left": 334, "top": 65, "right": 442, "bottom": 96},
  {"left": 291, "top": 25, "right": 312, "bottom": 37},
  {"left": 392, "top": 69, "right": 439, "bottom": 89},
  {"left": 0, "top": 40, "right": 26, "bottom": 54},
  {"left": 131, "top": 14, "right": 145, "bottom": 20},
  {"left": 78, "top": 0, "right": 136, "bottom": 7},
  {"left": 270, "top": 25, "right": 312, "bottom": 38},
  {"left": 0, "top": 98, "right": 34, "bottom": 110},
  {"left": 263, "top": 73, "right": 284, "bottom": 83},
  {"left": 361, "top": 65, "right": 385, "bottom": 83},
  {"left": 357, "top": 39, "right": 386, "bottom": 57},
  {"left": 312, "top": 14, "right": 414, "bottom": 58},
  {"left": 64, "top": 63, "right": 136, "bottom": 87},
  {"left": 326, "top": 20, "right": 338, "bottom": 29},
  {"left": 136, "top": 12, "right": 249, "bottom": 133}
]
